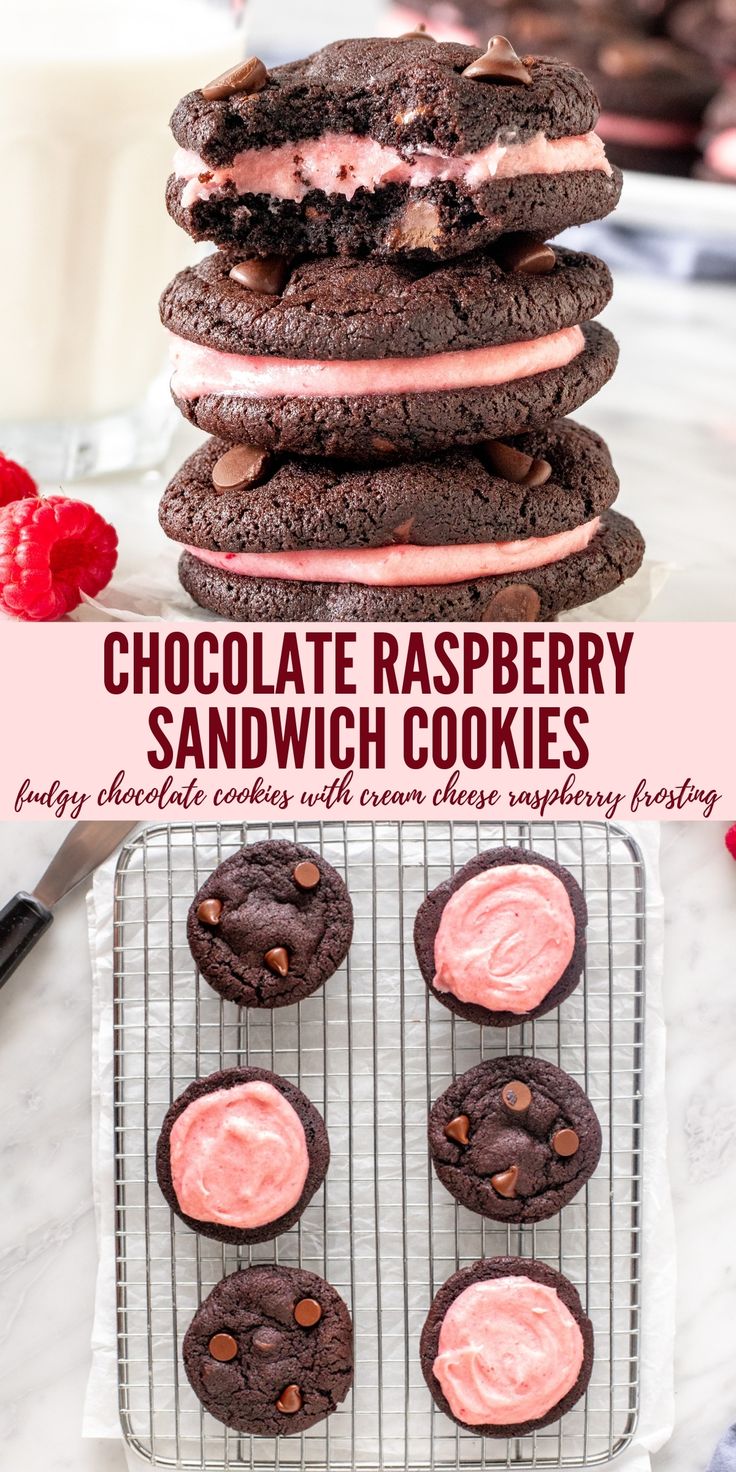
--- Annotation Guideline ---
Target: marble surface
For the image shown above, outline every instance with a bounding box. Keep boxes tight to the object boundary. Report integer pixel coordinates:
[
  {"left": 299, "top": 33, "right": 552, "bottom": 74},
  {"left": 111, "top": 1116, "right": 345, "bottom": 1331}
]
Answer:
[{"left": 0, "top": 820, "right": 734, "bottom": 1471}]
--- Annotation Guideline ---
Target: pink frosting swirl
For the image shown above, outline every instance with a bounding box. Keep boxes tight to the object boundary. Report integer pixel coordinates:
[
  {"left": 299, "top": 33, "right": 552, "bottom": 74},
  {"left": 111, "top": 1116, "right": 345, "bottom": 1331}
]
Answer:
[
  {"left": 169, "top": 1081, "right": 309, "bottom": 1228},
  {"left": 433, "top": 1276, "right": 585, "bottom": 1426},
  {"left": 433, "top": 863, "right": 576, "bottom": 1013}
]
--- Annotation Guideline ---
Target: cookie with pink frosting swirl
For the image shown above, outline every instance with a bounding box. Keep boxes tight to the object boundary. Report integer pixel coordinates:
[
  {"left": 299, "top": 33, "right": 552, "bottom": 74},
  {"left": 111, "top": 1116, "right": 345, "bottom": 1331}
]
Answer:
[
  {"left": 420, "top": 1257, "right": 593, "bottom": 1435},
  {"left": 156, "top": 1066, "right": 329, "bottom": 1243},
  {"left": 414, "top": 845, "right": 587, "bottom": 1026}
]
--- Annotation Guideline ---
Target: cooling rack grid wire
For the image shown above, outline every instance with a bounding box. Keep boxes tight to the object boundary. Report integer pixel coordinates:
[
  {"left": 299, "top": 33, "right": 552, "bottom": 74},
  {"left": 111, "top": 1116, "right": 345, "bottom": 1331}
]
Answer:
[{"left": 112, "top": 819, "right": 646, "bottom": 1471}]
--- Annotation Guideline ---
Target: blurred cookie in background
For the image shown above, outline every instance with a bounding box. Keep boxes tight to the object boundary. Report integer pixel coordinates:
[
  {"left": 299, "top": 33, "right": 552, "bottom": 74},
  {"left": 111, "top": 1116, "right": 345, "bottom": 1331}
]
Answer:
[{"left": 698, "top": 82, "right": 736, "bottom": 181}]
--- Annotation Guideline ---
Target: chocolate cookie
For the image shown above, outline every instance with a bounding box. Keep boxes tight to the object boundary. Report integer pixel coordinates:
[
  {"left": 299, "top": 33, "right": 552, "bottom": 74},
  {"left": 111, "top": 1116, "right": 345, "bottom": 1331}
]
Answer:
[
  {"left": 167, "top": 38, "right": 622, "bottom": 260},
  {"left": 558, "top": 34, "right": 718, "bottom": 175},
  {"left": 160, "top": 419, "right": 620, "bottom": 552},
  {"left": 161, "top": 247, "right": 617, "bottom": 460},
  {"left": 156, "top": 1066, "right": 329, "bottom": 1244},
  {"left": 420, "top": 1257, "right": 593, "bottom": 1436},
  {"left": 429, "top": 1055, "right": 601, "bottom": 1222},
  {"left": 183, "top": 1265, "right": 353, "bottom": 1435},
  {"left": 188, "top": 841, "right": 353, "bottom": 1008},
  {"left": 177, "top": 509, "right": 645, "bottom": 624},
  {"left": 414, "top": 846, "right": 587, "bottom": 1025},
  {"left": 669, "top": 0, "right": 736, "bottom": 76}
]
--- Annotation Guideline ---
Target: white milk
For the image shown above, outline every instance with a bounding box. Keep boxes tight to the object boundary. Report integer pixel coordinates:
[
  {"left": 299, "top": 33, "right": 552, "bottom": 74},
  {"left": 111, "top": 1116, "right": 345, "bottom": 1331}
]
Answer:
[{"left": 0, "top": 0, "right": 243, "bottom": 473}]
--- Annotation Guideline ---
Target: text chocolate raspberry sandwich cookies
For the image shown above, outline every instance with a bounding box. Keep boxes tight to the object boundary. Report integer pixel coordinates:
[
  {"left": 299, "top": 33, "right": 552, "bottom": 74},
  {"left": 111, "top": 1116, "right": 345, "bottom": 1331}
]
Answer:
[
  {"left": 429, "top": 1055, "right": 602, "bottom": 1222},
  {"left": 167, "top": 37, "right": 622, "bottom": 260},
  {"left": 420, "top": 1257, "right": 594, "bottom": 1435},
  {"left": 414, "top": 845, "right": 587, "bottom": 1025},
  {"left": 156, "top": 1065, "right": 330, "bottom": 1243},
  {"left": 182, "top": 1265, "right": 353, "bottom": 1435},
  {"left": 158, "top": 32, "right": 644, "bottom": 622},
  {"left": 187, "top": 840, "right": 353, "bottom": 1008}
]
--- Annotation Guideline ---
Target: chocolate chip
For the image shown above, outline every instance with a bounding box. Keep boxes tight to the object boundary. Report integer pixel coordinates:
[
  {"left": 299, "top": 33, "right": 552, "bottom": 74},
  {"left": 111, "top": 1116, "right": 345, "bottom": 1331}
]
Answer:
[
  {"left": 197, "top": 898, "right": 223, "bottom": 925},
  {"left": 495, "top": 235, "right": 556, "bottom": 275},
  {"left": 202, "top": 55, "right": 268, "bottom": 102},
  {"left": 294, "top": 1297, "right": 323, "bottom": 1327},
  {"left": 276, "top": 1384, "right": 303, "bottom": 1414},
  {"left": 264, "top": 946, "right": 289, "bottom": 976},
  {"left": 252, "top": 1326, "right": 284, "bottom": 1356},
  {"left": 212, "top": 443, "right": 271, "bottom": 493},
  {"left": 481, "top": 439, "right": 552, "bottom": 487},
  {"left": 491, "top": 1165, "right": 519, "bottom": 1198},
  {"left": 462, "top": 36, "right": 532, "bottom": 85},
  {"left": 501, "top": 1080, "right": 532, "bottom": 1113},
  {"left": 444, "top": 1114, "right": 470, "bottom": 1146},
  {"left": 397, "top": 24, "right": 435, "bottom": 39},
  {"left": 552, "top": 1127, "right": 580, "bottom": 1157},
  {"left": 481, "top": 583, "right": 542, "bottom": 623},
  {"left": 208, "top": 1333, "right": 238, "bottom": 1361},
  {"left": 293, "top": 860, "right": 321, "bottom": 891},
  {"left": 371, "top": 436, "right": 398, "bottom": 454},
  {"left": 229, "top": 255, "right": 289, "bottom": 295}
]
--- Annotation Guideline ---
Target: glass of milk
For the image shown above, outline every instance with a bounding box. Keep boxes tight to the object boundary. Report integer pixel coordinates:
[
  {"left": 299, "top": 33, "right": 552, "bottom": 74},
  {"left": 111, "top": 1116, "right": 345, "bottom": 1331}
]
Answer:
[{"left": 0, "top": 0, "right": 245, "bottom": 480}]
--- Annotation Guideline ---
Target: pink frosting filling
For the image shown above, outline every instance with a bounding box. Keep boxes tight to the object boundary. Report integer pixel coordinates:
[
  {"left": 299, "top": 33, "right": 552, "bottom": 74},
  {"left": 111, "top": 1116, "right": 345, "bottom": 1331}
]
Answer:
[
  {"left": 174, "top": 129, "right": 611, "bottom": 208},
  {"left": 433, "top": 1277, "right": 585, "bottom": 1426},
  {"left": 705, "top": 127, "right": 736, "bottom": 178},
  {"left": 169, "top": 1081, "right": 310, "bottom": 1228},
  {"left": 597, "top": 110, "right": 698, "bottom": 149},
  {"left": 169, "top": 324, "right": 585, "bottom": 401},
  {"left": 433, "top": 863, "right": 576, "bottom": 1012},
  {"left": 187, "top": 519, "right": 599, "bottom": 587}
]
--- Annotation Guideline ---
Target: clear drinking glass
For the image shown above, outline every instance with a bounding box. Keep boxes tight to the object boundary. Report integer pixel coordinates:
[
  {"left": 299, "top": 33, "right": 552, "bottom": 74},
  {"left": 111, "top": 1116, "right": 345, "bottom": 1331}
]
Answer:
[{"left": 0, "top": 0, "right": 246, "bottom": 480}]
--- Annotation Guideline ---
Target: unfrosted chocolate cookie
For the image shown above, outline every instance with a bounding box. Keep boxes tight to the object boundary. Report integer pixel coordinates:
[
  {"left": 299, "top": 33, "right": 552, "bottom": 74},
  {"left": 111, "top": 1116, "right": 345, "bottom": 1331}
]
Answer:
[
  {"left": 414, "top": 846, "right": 587, "bottom": 1025},
  {"left": 183, "top": 1265, "right": 353, "bottom": 1435},
  {"left": 429, "top": 1055, "right": 601, "bottom": 1222},
  {"left": 161, "top": 247, "right": 617, "bottom": 459},
  {"left": 167, "top": 37, "right": 621, "bottom": 260},
  {"left": 177, "top": 510, "right": 644, "bottom": 626},
  {"left": 156, "top": 1066, "right": 329, "bottom": 1244},
  {"left": 160, "top": 419, "right": 620, "bottom": 553},
  {"left": 420, "top": 1257, "right": 593, "bottom": 1436},
  {"left": 188, "top": 841, "right": 353, "bottom": 1008}
]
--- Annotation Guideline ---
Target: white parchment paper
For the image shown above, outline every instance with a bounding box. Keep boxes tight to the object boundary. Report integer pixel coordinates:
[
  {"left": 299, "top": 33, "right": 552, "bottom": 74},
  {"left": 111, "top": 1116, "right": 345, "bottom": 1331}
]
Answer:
[{"left": 84, "top": 821, "right": 673, "bottom": 1472}]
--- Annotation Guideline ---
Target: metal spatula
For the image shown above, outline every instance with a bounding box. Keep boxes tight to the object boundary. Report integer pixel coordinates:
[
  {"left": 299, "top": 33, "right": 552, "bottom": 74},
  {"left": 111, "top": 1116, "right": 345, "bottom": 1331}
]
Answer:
[{"left": 0, "top": 821, "right": 137, "bottom": 989}]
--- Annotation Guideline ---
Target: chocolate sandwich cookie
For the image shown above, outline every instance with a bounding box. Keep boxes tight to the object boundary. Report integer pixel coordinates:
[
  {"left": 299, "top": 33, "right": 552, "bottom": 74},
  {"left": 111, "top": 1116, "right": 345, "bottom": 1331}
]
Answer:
[
  {"left": 669, "top": 0, "right": 736, "bottom": 76},
  {"left": 698, "top": 83, "right": 736, "bottom": 181},
  {"left": 420, "top": 1257, "right": 593, "bottom": 1436},
  {"left": 167, "top": 36, "right": 622, "bottom": 260},
  {"left": 429, "top": 1055, "right": 601, "bottom": 1222},
  {"left": 561, "top": 34, "right": 718, "bottom": 174},
  {"left": 161, "top": 247, "right": 617, "bottom": 460},
  {"left": 156, "top": 1066, "right": 329, "bottom": 1244},
  {"left": 414, "top": 846, "right": 587, "bottom": 1025},
  {"left": 386, "top": 0, "right": 638, "bottom": 48},
  {"left": 178, "top": 511, "right": 644, "bottom": 622},
  {"left": 163, "top": 420, "right": 643, "bottom": 622},
  {"left": 161, "top": 419, "right": 620, "bottom": 551},
  {"left": 188, "top": 840, "right": 353, "bottom": 1008},
  {"left": 183, "top": 1265, "right": 353, "bottom": 1435}
]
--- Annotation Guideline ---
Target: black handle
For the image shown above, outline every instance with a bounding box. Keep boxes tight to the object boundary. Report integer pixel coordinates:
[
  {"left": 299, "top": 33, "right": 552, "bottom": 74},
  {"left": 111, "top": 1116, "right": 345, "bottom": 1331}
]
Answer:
[{"left": 0, "top": 893, "right": 54, "bottom": 991}]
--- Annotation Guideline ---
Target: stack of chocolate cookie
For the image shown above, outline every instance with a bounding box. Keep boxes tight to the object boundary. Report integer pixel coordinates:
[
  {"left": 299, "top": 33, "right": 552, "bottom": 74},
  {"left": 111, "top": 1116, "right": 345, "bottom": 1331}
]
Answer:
[{"left": 159, "top": 33, "right": 645, "bottom": 623}]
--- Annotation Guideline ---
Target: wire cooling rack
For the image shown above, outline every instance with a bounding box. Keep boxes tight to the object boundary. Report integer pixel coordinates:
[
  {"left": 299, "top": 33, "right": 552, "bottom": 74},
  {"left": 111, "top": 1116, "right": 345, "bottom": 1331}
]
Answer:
[{"left": 112, "top": 820, "right": 646, "bottom": 1472}]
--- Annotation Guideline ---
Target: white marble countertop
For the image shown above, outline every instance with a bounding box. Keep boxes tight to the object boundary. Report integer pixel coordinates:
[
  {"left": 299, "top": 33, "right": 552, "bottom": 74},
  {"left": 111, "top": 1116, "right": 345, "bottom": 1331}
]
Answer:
[{"left": 0, "top": 820, "right": 734, "bottom": 1471}]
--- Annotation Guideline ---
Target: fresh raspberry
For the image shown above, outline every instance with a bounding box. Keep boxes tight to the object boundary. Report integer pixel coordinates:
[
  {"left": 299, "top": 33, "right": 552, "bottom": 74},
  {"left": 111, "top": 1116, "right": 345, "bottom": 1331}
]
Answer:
[
  {"left": 726, "top": 825, "right": 736, "bottom": 862},
  {"left": 0, "top": 495, "right": 118, "bottom": 620},
  {"left": 0, "top": 451, "right": 38, "bottom": 508}
]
